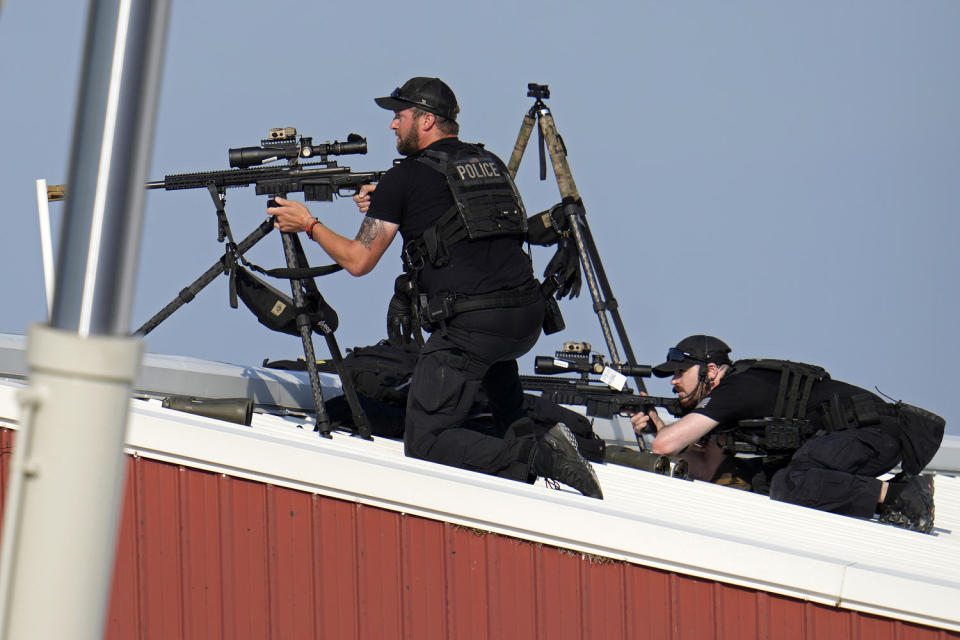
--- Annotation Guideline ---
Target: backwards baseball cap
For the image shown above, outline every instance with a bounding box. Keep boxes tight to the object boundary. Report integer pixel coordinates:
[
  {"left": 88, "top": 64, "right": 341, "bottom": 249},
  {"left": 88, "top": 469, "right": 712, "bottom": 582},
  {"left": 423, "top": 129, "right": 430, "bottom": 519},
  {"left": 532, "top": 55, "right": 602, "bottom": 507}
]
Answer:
[
  {"left": 651, "top": 335, "right": 732, "bottom": 378},
  {"left": 374, "top": 77, "right": 459, "bottom": 121}
]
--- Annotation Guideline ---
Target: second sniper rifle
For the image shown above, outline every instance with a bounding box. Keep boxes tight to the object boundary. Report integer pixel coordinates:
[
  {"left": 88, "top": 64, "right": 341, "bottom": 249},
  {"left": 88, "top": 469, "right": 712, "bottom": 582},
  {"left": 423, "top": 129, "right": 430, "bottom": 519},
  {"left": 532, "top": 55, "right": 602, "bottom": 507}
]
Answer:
[{"left": 520, "top": 342, "right": 683, "bottom": 420}]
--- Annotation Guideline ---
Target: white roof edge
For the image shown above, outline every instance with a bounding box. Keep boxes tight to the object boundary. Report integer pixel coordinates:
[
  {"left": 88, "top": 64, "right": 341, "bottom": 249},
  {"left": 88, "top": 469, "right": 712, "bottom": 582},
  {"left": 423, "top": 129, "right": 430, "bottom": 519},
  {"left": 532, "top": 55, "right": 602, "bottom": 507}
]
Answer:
[{"left": 1, "top": 379, "right": 958, "bottom": 631}]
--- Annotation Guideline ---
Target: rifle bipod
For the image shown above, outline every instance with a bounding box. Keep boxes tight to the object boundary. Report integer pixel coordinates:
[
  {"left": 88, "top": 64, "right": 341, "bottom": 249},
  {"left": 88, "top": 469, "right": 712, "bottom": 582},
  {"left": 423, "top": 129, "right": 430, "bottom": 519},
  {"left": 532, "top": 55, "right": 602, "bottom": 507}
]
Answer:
[
  {"left": 508, "top": 83, "right": 649, "bottom": 398},
  {"left": 132, "top": 186, "right": 371, "bottom": 440}
]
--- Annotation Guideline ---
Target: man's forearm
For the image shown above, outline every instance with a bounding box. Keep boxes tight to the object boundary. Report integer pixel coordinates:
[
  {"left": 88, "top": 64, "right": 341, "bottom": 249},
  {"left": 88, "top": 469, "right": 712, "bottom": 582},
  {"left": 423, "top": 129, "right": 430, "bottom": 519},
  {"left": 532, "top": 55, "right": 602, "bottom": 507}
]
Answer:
[
  {"left": 306, "top": 215, "right": 394, "bottom": 276},
  {"left": 651, "top": 413, "right": 720, "bottom": 455}
]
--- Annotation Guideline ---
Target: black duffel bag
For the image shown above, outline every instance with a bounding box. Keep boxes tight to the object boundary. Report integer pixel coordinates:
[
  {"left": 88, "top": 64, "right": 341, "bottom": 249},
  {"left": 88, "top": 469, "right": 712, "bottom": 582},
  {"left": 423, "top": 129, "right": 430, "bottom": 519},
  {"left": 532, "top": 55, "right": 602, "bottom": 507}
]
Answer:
[{"left": 896, "top": 403, "right": 945, "bottom": 474}]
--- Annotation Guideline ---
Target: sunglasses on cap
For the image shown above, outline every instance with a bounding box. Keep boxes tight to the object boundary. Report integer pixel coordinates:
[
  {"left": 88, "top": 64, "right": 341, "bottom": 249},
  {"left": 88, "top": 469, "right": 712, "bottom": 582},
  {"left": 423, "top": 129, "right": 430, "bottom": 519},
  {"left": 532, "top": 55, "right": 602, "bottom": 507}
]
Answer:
[{"left": 666, "top": 348, "right": 698, "bottom": 362}]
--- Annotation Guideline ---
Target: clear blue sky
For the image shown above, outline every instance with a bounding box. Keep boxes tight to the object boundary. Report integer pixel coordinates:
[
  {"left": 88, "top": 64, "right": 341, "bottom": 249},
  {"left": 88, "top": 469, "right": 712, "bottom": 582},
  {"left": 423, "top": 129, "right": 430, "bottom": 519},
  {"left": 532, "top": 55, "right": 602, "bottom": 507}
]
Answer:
[{"left": 1, "top": 1, "right": 958, "bottom": 434}]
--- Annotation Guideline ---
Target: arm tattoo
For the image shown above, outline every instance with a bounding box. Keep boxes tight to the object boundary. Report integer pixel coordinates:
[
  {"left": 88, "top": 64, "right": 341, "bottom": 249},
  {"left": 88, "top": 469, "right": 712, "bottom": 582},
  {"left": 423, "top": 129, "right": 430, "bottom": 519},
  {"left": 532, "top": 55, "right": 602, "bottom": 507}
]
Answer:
[{"left": 356, "top": 216, "right": 383, "bottom": 248}]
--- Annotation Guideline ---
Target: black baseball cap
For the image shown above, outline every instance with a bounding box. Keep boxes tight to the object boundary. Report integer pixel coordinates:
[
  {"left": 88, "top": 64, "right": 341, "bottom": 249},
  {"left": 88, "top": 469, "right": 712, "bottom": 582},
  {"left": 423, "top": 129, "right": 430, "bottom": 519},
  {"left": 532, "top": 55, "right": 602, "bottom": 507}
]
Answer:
[
  {"left": 652, "top": 335, "right": 732, "bottom": 377},
  {"left": 374, "top": 77, "right": 459, "bottom": 121}
]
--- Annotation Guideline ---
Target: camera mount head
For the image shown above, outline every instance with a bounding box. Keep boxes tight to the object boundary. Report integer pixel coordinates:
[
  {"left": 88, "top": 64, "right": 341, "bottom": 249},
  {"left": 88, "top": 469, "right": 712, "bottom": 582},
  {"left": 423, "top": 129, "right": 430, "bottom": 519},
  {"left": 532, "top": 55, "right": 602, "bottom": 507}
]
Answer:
[{"left": 527, "top": 83, "right": 550, "bottom": 100}]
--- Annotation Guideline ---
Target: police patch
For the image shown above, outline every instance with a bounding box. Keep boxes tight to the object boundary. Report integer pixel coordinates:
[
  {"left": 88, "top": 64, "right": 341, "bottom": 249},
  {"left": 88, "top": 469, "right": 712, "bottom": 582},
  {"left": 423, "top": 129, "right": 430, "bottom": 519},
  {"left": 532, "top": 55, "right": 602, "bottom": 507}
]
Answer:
[{"left": 453, "top": 157, "right": 502, "bottom": 182}]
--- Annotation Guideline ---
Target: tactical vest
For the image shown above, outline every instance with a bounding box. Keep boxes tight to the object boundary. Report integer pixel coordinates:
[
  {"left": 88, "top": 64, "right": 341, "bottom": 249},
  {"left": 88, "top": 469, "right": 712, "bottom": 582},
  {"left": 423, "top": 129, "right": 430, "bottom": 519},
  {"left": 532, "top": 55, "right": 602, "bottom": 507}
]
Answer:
[
  {"left": 715, "top": 359, "right": 830, "bottom": 454},
  {"left": 714, "top": 359, "right": 944, "bottom": 474},
  {"left": 401, "top": 143, "right": 527, "bottom": 273}
]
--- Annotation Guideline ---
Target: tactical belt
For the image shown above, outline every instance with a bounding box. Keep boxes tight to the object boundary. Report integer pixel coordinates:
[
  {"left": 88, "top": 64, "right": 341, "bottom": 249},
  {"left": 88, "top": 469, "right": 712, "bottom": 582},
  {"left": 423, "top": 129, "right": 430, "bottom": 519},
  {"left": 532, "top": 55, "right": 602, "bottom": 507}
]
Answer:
[
  {"left": 818, "top": 392, "right": 899, "bottom": 433},
  {"left": 420, "top": 281, "right": 541, "bottom": 325}
]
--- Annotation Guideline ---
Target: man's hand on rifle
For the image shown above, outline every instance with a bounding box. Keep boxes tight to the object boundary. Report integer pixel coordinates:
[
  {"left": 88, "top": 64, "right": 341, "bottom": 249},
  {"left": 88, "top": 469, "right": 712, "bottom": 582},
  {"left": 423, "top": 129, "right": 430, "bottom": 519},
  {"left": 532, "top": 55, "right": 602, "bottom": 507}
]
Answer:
[
  {"left": 630, "top": 394, "right": 665, "bottom": 437},
  {"left": 269, "top": 197, "right": 314, "bottom": 233},
  {"left": 352, "top": 183, "right": 377, "bottom": 214}
]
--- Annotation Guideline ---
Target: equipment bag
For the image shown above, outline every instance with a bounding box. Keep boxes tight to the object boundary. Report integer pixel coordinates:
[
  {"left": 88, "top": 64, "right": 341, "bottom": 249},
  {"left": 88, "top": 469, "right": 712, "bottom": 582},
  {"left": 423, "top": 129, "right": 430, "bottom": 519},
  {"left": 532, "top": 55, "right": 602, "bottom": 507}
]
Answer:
[
  {"left": 896, "top": 403, "right": 945, "bottom": 474},
  {"left": 233, "top": 265, "right": 338, "bottom": 336},
  {"left": 313, "top": 338, "right": 604, "bottom": 461},
  {"left": 336, "top": 339, "right": 421, "bottom": 406}
]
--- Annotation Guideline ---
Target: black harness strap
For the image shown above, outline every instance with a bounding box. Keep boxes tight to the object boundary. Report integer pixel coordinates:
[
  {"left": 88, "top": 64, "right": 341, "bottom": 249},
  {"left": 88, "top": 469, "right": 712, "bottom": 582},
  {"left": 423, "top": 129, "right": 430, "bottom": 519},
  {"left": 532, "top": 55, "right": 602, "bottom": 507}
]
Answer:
[{"left": 773, "top": 367, "right": 790, "bottom": 419}]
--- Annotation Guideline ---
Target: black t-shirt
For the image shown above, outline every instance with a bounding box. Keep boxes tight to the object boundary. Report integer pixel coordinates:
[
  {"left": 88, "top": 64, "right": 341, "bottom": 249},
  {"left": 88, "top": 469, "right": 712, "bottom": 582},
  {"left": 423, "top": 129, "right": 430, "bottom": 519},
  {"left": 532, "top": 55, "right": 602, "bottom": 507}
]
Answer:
[
  {"left": 367, "top": 137, "right": 534, "bottom": 297},
  {"left": 692, "top": 365, "right": 879, "bottom": 429}
]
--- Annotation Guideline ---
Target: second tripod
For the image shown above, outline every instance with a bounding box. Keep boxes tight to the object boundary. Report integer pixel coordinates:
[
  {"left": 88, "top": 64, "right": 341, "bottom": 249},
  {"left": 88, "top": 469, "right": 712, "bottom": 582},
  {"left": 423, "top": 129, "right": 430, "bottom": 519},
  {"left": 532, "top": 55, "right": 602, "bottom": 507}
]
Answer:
[{"left": 508, "top": 83, "right": 648, "bottom": 395}]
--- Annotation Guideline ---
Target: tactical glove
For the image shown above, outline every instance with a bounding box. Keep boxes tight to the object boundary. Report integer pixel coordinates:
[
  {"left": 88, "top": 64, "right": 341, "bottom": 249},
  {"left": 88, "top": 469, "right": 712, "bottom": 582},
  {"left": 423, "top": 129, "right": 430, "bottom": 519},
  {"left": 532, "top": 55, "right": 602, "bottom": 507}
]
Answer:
[
  {"left": 543, "top": 236, "right": 581, "bottom": 299},
  {"left": 386, "top": 274, "right": 423, "bottom": 346}
]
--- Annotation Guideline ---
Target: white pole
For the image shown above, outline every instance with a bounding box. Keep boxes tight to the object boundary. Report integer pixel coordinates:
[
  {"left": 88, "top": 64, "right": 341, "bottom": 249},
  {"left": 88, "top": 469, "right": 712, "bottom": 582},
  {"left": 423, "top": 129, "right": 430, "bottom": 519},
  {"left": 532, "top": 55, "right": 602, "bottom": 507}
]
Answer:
[
  {"left": 35, "top": 180, "right": 56, "bottom": 321},
  {"left": 0, "top": 327, "right": 143, "bottom": 640},
  {"left": 0, "top": 0, "right": 170, "bottom": 638}
]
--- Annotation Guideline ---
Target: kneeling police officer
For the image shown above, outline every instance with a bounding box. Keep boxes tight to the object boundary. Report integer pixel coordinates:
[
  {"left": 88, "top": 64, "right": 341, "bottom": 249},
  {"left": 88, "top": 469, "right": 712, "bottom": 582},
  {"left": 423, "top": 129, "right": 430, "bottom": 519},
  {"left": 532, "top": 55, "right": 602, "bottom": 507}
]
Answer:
[
  {"left": 271, "top": 77, "right": 601, "bottom": 499},
  {"left": 630, "top": 335, "right": 944, "bottom": 532}
]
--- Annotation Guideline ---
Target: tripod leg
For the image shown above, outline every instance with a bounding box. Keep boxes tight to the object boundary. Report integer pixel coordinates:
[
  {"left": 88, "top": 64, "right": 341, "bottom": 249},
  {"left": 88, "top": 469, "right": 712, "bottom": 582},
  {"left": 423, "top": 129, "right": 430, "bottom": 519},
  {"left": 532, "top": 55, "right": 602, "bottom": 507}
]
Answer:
[
  {"left": 321, "top": 331, "right": 372, "bottom": 440},
  {"left": 577, "top": 218, "right": 644, "bottom": 384},
  {"left": 565, "top": 209, "right": 624, "bottom": 365},
  {"left": 537, "top": 112, "right": 581, "bottom": 201},
  {"left": 537, "top": 113, "right": 625, "bottom": 368},
  {"left": 280, "top": 230, "right": 334, "bottom": 438},
  {"left": 507, "top": 113, "right": 537, "bottom": 179},
  {"left": 133, "top": 217, "right": 275, "bottom": 336}
]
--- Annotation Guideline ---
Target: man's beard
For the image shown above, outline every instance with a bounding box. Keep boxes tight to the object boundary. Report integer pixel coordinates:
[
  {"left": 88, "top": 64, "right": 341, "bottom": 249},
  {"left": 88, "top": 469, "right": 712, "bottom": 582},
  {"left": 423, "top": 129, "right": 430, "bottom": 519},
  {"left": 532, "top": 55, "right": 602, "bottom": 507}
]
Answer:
[
  {"left": 675, "top": 385, "right": 702, "bottom": 409},
  {"left": 396, "top": 126, "right": 420, "bottom": 155}
]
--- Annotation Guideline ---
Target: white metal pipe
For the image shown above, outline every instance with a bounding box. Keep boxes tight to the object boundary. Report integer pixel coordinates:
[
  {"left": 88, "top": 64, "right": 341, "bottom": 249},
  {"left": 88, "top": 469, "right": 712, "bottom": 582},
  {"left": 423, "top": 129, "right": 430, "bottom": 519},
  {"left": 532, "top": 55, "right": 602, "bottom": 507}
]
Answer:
[
  {"left": 0, "top": 0, "right": 169, "bottom": 637},
  {"left": 35, "top": 180, "right": 56, "bottom": 321},
  {"left": 51, "top": 0, "right": 170, "bottom": 337},
  {"left": 0, "top": 326, "right": 143, "bottom": 640}
]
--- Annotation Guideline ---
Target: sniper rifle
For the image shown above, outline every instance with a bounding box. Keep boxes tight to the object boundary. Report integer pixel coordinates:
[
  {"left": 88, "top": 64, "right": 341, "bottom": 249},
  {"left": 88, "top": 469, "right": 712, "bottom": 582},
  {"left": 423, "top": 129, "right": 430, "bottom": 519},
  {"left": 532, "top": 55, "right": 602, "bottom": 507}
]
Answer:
[
  {"left": 145, "top": 128, "right": 384, "bottom": 201},
  {"left": 520, "top": 375, "right": 683, "bottom": 420},
  {"left": 47, "top": 128, "right": 384, "bottom": 204},
  {"left": 520, "top": 341, "right": 683, "bottom": 419}
]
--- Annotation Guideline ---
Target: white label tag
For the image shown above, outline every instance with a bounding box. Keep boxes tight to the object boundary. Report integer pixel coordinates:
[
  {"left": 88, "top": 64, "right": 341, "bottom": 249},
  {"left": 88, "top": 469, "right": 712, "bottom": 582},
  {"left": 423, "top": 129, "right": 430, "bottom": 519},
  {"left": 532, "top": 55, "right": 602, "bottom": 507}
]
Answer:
[
  {"left": 552, "top": 358, "right": 570, "bottom": 369},
  {"left": 600, "top": 366, "right": 627, "bottom": 391}
]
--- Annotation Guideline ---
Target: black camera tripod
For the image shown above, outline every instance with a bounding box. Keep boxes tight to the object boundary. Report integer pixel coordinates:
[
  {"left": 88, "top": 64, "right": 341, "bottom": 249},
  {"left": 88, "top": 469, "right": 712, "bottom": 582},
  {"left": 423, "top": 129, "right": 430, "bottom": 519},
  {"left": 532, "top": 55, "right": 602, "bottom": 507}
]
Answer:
[
  {"left": 133, "top": 184, "right": 370, "bottom": 439},
  {"left": 509, "top": 83, "right": 649, "bottom": 397}
]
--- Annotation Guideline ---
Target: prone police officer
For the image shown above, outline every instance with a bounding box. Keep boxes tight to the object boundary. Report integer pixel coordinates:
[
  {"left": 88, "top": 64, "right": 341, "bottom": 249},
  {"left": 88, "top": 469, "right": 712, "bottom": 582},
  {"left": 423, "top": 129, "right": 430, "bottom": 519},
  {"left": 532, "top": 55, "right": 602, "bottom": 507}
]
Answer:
[
  {"left": 271, "top": 77, "right": 602, "bottom": 498},
  {"left": 630, "top": 335, "right": 944, "bottom": 532}
]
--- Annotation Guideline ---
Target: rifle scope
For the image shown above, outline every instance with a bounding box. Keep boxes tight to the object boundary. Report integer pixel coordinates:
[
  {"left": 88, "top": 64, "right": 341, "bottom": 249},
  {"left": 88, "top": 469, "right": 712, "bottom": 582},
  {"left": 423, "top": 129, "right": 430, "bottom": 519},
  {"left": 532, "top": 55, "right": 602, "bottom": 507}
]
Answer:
[
  {"left": 229, "top": 132, "right": 367, "bottom": 169},
  {"left": 534, "top": 356, "right": 651, "bottom": 378}
]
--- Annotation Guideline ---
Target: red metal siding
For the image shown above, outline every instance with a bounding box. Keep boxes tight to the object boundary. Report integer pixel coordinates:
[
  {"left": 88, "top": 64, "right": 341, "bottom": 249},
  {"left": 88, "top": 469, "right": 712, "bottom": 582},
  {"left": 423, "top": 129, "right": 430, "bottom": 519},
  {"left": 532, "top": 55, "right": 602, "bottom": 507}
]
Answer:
[{"left": 0, "top": 429, "right": 957, "bottom": 640}]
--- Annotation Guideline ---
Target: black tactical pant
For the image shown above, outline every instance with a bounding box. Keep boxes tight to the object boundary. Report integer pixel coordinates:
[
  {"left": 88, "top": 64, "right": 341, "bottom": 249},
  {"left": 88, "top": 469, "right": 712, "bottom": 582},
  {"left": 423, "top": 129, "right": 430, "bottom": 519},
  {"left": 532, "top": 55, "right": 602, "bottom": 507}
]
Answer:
[
  {"left": 404, "top": 295, "right": 545, "bottom": 482},
  {"left": 768, "top": 425, "right": 901, "bottom": 518}
]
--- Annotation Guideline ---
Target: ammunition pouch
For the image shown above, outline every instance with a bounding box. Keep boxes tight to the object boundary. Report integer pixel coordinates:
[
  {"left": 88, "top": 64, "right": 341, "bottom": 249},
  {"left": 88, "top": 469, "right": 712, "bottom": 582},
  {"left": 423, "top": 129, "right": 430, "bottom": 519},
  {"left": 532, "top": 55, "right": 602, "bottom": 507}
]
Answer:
[
  {"left": 541, "top": 293, "right": 565, "bottom": 335},
  {"left": 386, "top": 273, "right": 423, "bottom": 346},
  {"left": 817, "top": 392, "right": 895, "bottom": 432},
  {"left": 718, "top": 418, "right": 819, "bottom": 455},
  {"left": 539, "top": 275, "right": 565, "bottom": 335}
]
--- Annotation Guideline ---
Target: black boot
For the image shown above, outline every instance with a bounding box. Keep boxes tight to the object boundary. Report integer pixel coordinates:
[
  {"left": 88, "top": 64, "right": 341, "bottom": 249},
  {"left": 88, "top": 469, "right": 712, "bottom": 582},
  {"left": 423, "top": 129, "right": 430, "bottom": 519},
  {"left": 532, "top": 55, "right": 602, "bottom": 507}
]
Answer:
[
  {"left": 878, "top": 474, "right": 935, "bottom": 533},
  {"left": 536, "top": 423, "right": 603, "bottom": 499}
]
